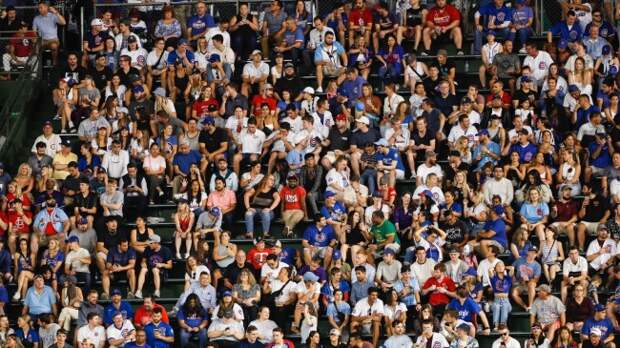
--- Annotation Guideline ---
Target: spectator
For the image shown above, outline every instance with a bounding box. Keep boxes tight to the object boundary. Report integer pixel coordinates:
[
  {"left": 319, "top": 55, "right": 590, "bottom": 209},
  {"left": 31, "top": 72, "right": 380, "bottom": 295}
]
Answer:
[
  {"left": 530, "top": 284, "right": 565, "bottom": 342},
  {"left": 422, "top": 0, "right": 463, "bottom": 55},
  {"left": 144, "top": 308, "right": 174, "bottom": 348},
  {"left": 135, "top": 234, "right": 172, "bottom": 299}
]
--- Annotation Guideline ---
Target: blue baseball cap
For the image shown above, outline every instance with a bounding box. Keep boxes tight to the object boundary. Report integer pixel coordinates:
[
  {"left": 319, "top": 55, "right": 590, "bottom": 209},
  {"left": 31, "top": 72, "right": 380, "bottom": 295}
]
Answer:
[
  {"left": 477, "top": 129, "right": 489, "bottom": 137},
  {"left": 558, "top": 39, "right": 568, "bottom": 49},
  {"left": 209, "top": 54, "right": 221, "bottom": 63},
  {"left": 209, "top": 207, "right": 221, "bottom": 216},
  {"left": 355, "top": 101, "right": 365, "bottom": 111},
  {"left": 603, "top": 45, "right": 612, "bottom": 55},
  {"left": 594, "top": 303, "right": 606, "bottom": 312},
  {"left": 202, "top": 116, "right": 216, "bottom": 125},
  {"left": 568, "top": 84, "right": 580, "bottom": 93},
  {"left": 324, "top": 191, "right": 336, "bottom": 199},
  {"left": 486, "top": 30, "right": 496, "bottom": 36},
  {"left": 132, "top": 85, "right": 144, "bottom": 94},
  {"left": 67, "top": 236, "right": 80, "bottom": 243}
]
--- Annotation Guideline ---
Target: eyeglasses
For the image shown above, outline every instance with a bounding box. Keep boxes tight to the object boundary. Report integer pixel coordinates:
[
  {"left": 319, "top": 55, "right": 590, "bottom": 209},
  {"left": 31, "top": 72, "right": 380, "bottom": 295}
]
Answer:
[{"left": 500, "top": 332, "right": 509, "bottom": 336}]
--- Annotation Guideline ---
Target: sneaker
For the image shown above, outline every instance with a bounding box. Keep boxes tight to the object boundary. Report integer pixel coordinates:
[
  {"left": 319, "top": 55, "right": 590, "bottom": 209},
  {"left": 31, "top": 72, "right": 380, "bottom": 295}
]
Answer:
[
  {"left": 53, "top": 114, "right": 60, "bottom": 120},
  {"left": 60, "top": 129, "right": 67, "bottom": 134},
  {"left": 316, "top": 86, "right": 323, "bottom": 93},
  {"left": 69, "top": 127, "right": 77, "bottom": 133},
  {"left": 101, "top": 292, "right": 110, "bottom": 300},
  {"left": 282, "top": 226, "right": 290, "bottom": 237},
  {"left": 420, "top": 51, "right": 429, "bottom": 56},
  {"left": 127, "top": 291, "right": 135, "bottom": 299},
  {"left": 12, "top": 292, "right": 20, "bottom": 302},
  {"left": 153, "top": 290, "right": 160, "bottom": 298},
  {"left": 134, "top": 290, "right": 143, "bottom": 299},
  {"left": 457, "top": 50, "right": 464, "bottom": 55},
  {"left": 184, "top": 253, "right": 190, "bottom": 259},
  {"left": 519, "top": 47, "right": 527, "bottom": 54},
  {"left": 176, "top": 252, "right": 182, "bottom": 260}
]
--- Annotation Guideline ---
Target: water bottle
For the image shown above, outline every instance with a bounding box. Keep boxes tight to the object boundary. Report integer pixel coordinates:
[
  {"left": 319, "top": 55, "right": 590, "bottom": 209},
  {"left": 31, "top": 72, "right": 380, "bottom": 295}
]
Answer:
[{"left": 464, "top": 60, "right": 469, "bottom": 73}]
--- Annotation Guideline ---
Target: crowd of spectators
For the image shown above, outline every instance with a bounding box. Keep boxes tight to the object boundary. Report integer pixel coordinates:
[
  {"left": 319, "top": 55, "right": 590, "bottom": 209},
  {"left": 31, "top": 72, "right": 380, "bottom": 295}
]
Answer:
[{"left": 0, "top": 0, "right": 620, "bottom": 347}]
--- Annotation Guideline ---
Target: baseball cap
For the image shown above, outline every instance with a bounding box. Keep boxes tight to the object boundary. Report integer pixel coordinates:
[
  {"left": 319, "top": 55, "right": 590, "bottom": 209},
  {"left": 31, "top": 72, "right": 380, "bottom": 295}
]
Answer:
[
  {"left": 67, "top": 236, "right": 80, "bottom": 244},
  {"left": 557, "top": 39, "right": 568, "bottom": 49},
  {"left": 127, "top": 35, "right": 138, "bottom": 43},
  {"left": 333, "top": 249, "right": 342, "bottom": 260},
  {"left": 178, "top": 38, "right": 189, "bottom": 46},
  {"left": 355, "top": 101, "right": 365, "bottom": 111},
  {"left": 529, "top": 245, "right": 539, "bottom": 252},
  {"left": 603, "top": 45, "right": 612, "bottom": 55},
  {"left": 420, "top": 190, "right": 433, "bottom": 199},
  {"left": 254, "top": 237, "right": 265, "bottom": 245},
  {"left": 201, "top": 116, "right": 216, "bottom": 125},
  {"left": 329, "top": 329, "right": 341, "bottom": 336},
  {"left": 111, "top": 289, "right": 122, "bottom": 296},
  {"left": 536, "top": 284, "right": 551, "bottom": 293},
  {"left": 284, "top": 62, "right": 295, "bottom": 69},
  {"left": 251, "top": 49, "right": 262, "bottom": 57},
  {"left": 493, "top": 205, "right": 505, "bottom": 215},
  {"left": 521, "top": 76, "right": 531, "bottom": 83},
  {"left": 598, "top": 224, "right": 609, "bottom": 232},
  {"left": 287, "top": 172, "right": 298, "bottom": 180},
  {"left": 568, "top": 84, "right": 580, "bottom": 93},
  {"left": 61, "top": 138, "right": 71, "bottom": 147},
  {"left": 91, "top": 18, "right": 103, "bottom": 26},
  {"left": 456, "top": 323, "right": 470, "bottom": 332},
  {"left": 324, "top": 191, "right": 336, "bottom": 199},
  {"left": 486, "top": 30, "right": 496, "bottom": 36},
  {"left": 374, "top": 138, "right": 389, "bottom": 147},
  {"left": 477, "top": 129, "right": 489, "bottom": 137},
  {"left": 464, "top": 268, "right": 478, "bottom": 277},
  {"left": 148, "top": 234, "right": 161, "bottom": 244},
  {"left": 357, "top": 116, "right": 370, "bottom": 125},
  {"left": 590, "top": 328, "right": 602, "bottom": 336},
  {"left": 303, "top": 272, "right": 319, "bottom": 282},
  {"left": 461, "top": 97, "right": 472, "bottom": 105},
  {"left": 383, "top": 248, "right": 395, "bottom": 256},
  {"left": 222, "top": 290, "right": 232, "bottom": 297},
  {"left": 209, "top": 207, "right": 221, "bottom": 217},
  {"left": 303, "top": 87, "right": 315, "bottom": 95},
  {"left": 153, "top": 87, "right": 166, "bottom": 97},
  {"left": 132, "top": 85, "right": 144, "bottom": 94},
  {"left": 594, "top": 303, "right": 606, "bottom": 312},
  {"left": 43, "top": 121, "right": 52, "bottom": 127},
  {"left": 78, "top": 216, "right": 88, "bottom": 225},
  {"left": 335, "top": 113, "right": 347, "bottom": 122},
  {"left": 209, "top": 54, "right": 221, "bottom": 63}
]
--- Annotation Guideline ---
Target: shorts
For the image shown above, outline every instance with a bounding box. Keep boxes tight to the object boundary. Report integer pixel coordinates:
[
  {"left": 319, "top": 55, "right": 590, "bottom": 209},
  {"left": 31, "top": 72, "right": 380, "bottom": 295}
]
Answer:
[
  {"left": 323, "top": 65, "right": 344, "bottom": 77},
  {"left": 579, "top": 221, "right": 600, "bottom": 235},
  {"left": 306, "top": 245, "right": 330, "bottom": 258},
  {"left": 591, "top": 166, "right": 607, "bottom": 177},
  {"left": 42, "top": 39, "right": 59, "bottom": 49},
  {"left": 481, "top": 239, "right": 505, "bottom": 254},
  {"left": 550, "top": 222, "right": 575, "bottom": 235},
  {"left": 514, "top": 281, "right": 530, "bottom": 294},
  {"left": 395, "top": 169, "right": 405, "bottom": 180}
]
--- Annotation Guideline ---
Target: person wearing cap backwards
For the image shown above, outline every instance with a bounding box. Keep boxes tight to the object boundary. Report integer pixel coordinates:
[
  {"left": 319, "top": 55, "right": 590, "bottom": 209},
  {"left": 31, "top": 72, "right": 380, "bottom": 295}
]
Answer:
[
  {"left": 241, "top": 50, "right": 269, "bottom": 97},
  {"left": 582, "top": 303, "right": 615, "bottom": 346},
  {"left": 135, "top": 234, "right": 172, "bottom": 299},
  {"left": 82, "top": 18, "right": 109, "bottom": 67},
  {"left": 509, "top": 244, "right": 541, "bottom": 313},
  {"left": 120, "top": 35, "right": 148, "bottom": 70},
  {"left": 32, "top": 1, "right": 65, "bottom": 65},
  {"left": 529, "top": 283, "right": 566, "bottom": 343},
  {"left": 106, "top": 310, "right": 136, "bottom": 348}
]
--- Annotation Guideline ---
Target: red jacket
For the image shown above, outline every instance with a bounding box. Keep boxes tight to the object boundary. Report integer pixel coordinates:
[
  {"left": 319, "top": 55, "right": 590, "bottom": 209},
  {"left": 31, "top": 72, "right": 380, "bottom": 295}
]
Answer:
[{"left": 266, "top": 339, "right": 295, "bottom": 348}]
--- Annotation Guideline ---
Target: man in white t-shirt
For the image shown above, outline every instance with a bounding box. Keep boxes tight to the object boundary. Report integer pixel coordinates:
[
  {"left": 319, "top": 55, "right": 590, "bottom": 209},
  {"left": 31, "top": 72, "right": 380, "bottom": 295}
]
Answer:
[
  {"left": 415, "top": 150, "right": 443, "bottom": 186},
  {"left": 586, "top": 224, "right": 616, "bottom": 271},
  {"left": 491, "top": 325, "right": 521, "bottom": 348},
  {"left": 351, "top": 287, "right": 384, "bottom": 347},
  {"left": 241, "top": 50, "right": 269, "bottom": 96},
  {"left": 561, "top": 245, "right": 589, "bottom": 302},
  {"left": 232, "top": 117, "right": 265, "bottom": 175},
  {"left": 77, "top": 312, "right": 106, "bottom": 348},
  {"left": 260, "top": 254, "right": 289, "bottom": 284}
]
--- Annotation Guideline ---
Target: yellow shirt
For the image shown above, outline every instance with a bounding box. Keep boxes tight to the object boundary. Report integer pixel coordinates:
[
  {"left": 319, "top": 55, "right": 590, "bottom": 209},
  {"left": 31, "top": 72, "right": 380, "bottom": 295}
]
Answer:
[{"left": 52, "top": 152, "right": 77, "bottom": 180}]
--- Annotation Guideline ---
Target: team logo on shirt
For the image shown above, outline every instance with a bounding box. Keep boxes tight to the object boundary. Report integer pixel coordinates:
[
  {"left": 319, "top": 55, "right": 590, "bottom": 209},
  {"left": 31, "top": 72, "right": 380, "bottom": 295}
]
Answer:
[
  {"left": 570, "top": 30, "right": 578, "bottom": 40},
  {"left": 496, "top": 12, "right": 506, "bottom": 22}
]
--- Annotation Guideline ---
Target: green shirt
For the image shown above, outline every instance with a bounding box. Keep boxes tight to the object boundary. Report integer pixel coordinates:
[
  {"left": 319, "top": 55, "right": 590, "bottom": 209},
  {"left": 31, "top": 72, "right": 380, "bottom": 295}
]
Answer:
[{"left": 371, "top": 219, "right": 400, "bottom": 245}]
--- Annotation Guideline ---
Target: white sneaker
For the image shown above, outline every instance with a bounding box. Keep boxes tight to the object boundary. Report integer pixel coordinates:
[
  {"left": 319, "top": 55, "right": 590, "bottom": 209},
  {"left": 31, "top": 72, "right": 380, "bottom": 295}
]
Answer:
[
  {"left": 134, "top": 290, "right": 143, "bottom": 299},
  {"left": 519, "top": 47, "right": 527, "bottom": 54},
  {"left": 184, "top": 253, "right": 190, "bottom": 259},
  {"left": 12, "top": 292, "right": 20, "bottom": 301},
  {"left": 154, "top": 290, "right": 161, "bottom": 298},
  {"left": 176, "top": 252, "right": 182, "bottom": 260},
  {"left": 316, "top": 86, "right": 323, "bottom": 93}
]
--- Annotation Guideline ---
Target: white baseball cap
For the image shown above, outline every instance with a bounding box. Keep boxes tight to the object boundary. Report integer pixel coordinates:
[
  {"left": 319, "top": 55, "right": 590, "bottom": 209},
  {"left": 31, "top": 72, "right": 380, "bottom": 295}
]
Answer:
[{"left": 91, "top": 18, "right": 104, "bottom": 27}]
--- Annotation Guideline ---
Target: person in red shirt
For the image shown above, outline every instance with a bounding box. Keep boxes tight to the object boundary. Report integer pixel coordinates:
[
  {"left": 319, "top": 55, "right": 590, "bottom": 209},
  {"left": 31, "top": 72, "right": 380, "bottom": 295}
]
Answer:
[
  {"left": 246, "top": 237, "right": 271, "bottom": 270},
  {"left": 422, "top": 0, "right": 464, "bottom": 55},
  {"left": 191, "top": 86, "right": 219, "bottom": 120},
  {"left": 7, "top": 199, "right": 32, "bottom": 254},
  {"left": 134, "top": 295, "right": 170, "bottom": 328},
  {"left": 421, "top": 263, "right": 457, "bottom": 316},
  {"left": 279, "top": 174, "right": 308, "bottom": 237},
  {"left": 2, "top": 21, "right": 35, "bottom": 77},
  {"left": 348, "top": 0, "right": 373, "bottom": 47},
  {"left": 250, "top": 83, "right": 277, "bottom": 117},
  {"left": 485, "top": 80, "right": 512, "bottom": 109}
]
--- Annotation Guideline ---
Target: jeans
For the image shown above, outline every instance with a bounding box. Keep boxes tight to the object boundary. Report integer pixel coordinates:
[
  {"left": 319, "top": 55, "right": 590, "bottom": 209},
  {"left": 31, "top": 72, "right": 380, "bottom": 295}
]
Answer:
[
  {"left": 179, "top": 328, "right": 207, "bottom": 347},
  {"left": 378, "top": 63, "right": 402, "bottom": 84},
  {"left": 245, "top": 208, "right": 274, "bottom": 235},
  {"left": 206, "top": 63, "right": 233, "bottom": 82},
  {"left": 306, "top": 191, "right": 320, "bottom": 215},
  {"left": 361, "top": 169, "right": 377, "bottom": 195},
  {"left": 474, "top": 28, "right": 510, "bottom": 54},
  {"left": 509, "top": 27, "right": 533, "bottom": 48},
  {"left": 404, "top": 246, "right": 416, "bottom": 265},
  {"left": 491, "top": 296, "right": 512, "bottom": 326},
  {"left": 232, "top": 32, "right": 257, "bottom": 62}
]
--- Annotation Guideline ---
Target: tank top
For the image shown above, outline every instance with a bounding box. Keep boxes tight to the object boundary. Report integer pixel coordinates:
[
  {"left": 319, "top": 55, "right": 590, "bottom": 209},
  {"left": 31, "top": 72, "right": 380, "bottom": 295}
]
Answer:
[
  {"left": 216, "top": 244, "right": 234, "bottom": 268},
  {"left": 541, "top": 240, "right": 559, "bottom": 265},
  {"left": 135, "top": 227, "right": 149, "bottom": 243},
  {"left": 179, "top": 214, "right": 191, "bottom": 232},
  {"left": 405, "top": 6, "right": 424, "bottom": 26},
  {"left": 234, "top": 13, "right": 256, "bottom": 37},
  {"left": 17, "top": 253, "right": 32, "bottom": 273}
]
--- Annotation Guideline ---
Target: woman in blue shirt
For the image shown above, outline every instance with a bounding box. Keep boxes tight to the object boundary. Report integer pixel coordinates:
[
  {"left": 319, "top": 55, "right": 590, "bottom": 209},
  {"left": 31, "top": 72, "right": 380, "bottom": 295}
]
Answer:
[
  {"left": 490, "top": 262, "right": 513, "bottom": 330},
  {"left": 376, "top": 35, "right": 404, "bottom": 85},
  {"left": 15, "top": 315, "right": 38, "bottom": 348},
  {"left": 519, "top": 187, "right": 550, "bottom": 244},
  {"left": 177, "top": 294, "right": 208, "bottom": 347}
]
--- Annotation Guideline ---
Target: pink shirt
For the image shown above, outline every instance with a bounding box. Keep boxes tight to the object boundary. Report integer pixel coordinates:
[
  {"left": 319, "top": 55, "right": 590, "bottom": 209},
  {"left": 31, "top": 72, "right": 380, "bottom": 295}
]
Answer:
[
  {"left": 143, "top": 155, "right": 166, "bottom": 173},
  {"left": 207, "top": 189, "right": 236, "bottom": 212}
]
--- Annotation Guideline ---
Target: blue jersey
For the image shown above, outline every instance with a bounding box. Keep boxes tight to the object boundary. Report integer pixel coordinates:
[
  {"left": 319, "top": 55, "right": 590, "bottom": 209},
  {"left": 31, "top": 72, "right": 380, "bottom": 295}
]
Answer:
[
  {"left": 447, "top": 298, "right": 481, "bottom": 323},
  {"left": 582, "top": 317, "right": 614, "bottom": 340},
  {"left": 483, "top": 218, "right": 507, "bottom": 248},
  {"left": 550, "top": 21, "right": 583, "bottom": 42},
  {"left": 376, "top": 148, "right": 406, "bottom": 171},
  {"left": 320, "top": 202, "right": 347, "bottom": 222},
  {"left": 278, "top": 246, "right": 296, "bottom": 266},
  {"left": 104, "top": 301, "right": 135, "bottom": 326},
  {"left": 482, "top": 4, "right": 512, "bottom": 27},
  {"left": 187, "top": 14, "right": 215, "bottom": 37},
  {"left": 303, "top": 224, "right": 337, "bottom": 247},
  {"left": 490, "top": 275, "right": 512, "bottom": 295},
  {"left": 144, "top": 322, "right": 174, "bottom": 348}
]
